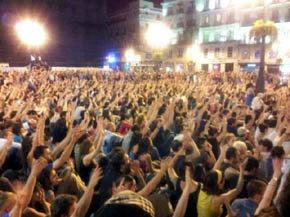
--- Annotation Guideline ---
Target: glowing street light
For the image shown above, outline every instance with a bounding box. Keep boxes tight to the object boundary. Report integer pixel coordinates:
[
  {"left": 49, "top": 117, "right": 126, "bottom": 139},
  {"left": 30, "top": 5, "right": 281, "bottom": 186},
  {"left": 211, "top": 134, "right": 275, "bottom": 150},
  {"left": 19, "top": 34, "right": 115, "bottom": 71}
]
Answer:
[
  {"left": 15, "top": 20, "right": 47, "bottom": 47},
  {"left": 125, "top": 49, "right": 136, "bottom": 63},
  {"left": 145, "top": 22, "right": 172, "bottom": 48}
]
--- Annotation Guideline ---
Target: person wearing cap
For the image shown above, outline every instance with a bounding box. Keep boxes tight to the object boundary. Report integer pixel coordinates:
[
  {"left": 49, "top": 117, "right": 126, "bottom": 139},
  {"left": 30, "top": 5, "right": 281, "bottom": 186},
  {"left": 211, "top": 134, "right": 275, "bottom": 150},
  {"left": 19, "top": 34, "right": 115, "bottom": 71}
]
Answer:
[{"left": 237, "top": 127, "right": 254, "bottom": 151}]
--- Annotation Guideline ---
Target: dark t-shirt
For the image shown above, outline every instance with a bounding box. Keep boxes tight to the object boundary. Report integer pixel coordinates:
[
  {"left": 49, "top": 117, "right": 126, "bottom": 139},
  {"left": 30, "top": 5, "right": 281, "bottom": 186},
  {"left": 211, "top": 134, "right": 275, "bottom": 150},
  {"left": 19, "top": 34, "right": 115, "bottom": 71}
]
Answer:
[{"left": 207, "top": 138, "right": 220, "bottom": 160}]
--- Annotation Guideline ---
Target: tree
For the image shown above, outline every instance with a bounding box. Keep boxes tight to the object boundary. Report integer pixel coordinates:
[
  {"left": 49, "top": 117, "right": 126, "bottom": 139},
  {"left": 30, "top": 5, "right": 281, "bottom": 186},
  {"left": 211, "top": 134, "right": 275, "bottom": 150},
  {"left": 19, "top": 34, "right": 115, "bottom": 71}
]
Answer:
[{"left": 250, "top": 19, "right": 278, "bottom": 93}]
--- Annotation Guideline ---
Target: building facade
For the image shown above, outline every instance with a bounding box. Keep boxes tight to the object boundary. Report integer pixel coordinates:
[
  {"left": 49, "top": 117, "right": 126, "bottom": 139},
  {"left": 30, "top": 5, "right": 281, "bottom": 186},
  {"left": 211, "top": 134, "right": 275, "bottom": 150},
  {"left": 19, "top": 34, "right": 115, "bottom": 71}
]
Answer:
[
  {"left": 162, "top": 0, "right": 197, "bottom": 72},
  {"left": 105, "top": 0, "right": 162, "bottom": 70},
  {"left": 195, "top": 0, "right": 290, "bottom": 74}
]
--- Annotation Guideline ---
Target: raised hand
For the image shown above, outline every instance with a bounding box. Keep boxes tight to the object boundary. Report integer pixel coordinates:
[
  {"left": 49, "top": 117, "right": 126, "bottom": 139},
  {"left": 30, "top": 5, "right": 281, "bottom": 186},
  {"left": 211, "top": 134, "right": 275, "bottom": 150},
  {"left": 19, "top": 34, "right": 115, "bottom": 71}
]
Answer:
[
  {"left": 160, "top": 157, "right": 171, "bottom": 171},
  {"left": 31, "top": 157, "right": 48, "bottom": 176},
  {"left": 89, "top": 165, "right": 103, "bottom": 187}
]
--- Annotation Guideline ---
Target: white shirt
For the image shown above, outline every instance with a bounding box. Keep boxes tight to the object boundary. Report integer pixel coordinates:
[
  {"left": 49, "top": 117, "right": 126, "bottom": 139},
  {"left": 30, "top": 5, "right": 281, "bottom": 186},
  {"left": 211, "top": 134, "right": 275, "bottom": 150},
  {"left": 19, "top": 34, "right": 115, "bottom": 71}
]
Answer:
[{"left": 251, "top": 96, "right": 263, "bottom": 111}]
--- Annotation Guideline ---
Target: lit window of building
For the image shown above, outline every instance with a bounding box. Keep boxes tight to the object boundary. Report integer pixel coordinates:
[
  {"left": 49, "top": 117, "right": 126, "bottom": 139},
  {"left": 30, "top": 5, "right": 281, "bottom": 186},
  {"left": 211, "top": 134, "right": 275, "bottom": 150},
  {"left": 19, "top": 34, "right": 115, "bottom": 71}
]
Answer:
[
  {"left": 215, "top": 48, "right": 220, "bottom": 57},
  {"left": 227, "top": 47, "right": 233, "bottom": 58},
  {"left": 204, "top": 48, "right": 209, "bottom": 58}
]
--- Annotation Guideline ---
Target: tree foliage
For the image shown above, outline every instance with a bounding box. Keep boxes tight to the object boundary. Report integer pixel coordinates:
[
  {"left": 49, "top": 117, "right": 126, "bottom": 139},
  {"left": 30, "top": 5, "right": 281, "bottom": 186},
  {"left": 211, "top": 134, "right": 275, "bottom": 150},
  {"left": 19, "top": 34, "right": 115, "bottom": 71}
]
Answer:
[{"left": 250, "top": 19, "right": 278, "bottom": 42}]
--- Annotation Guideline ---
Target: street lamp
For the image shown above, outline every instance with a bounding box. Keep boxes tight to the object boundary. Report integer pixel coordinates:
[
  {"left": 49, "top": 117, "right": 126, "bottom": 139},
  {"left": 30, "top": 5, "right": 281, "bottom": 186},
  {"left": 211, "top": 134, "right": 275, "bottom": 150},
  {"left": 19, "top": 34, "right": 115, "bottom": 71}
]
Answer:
[
  {"left": 15, "top": 20, "right": 47, "bottom": 47},
  {"left": 125, "top": 48, "right": 141, "bottom": 72},
  {"left": 145, "top": 22, "right": 172, "bottom": 71},
  {"left": 145, "top": 22, "right": 171, "bottom": 48},
  {"left": 187, "top": 44, "right": 201, "bottom": 71}
]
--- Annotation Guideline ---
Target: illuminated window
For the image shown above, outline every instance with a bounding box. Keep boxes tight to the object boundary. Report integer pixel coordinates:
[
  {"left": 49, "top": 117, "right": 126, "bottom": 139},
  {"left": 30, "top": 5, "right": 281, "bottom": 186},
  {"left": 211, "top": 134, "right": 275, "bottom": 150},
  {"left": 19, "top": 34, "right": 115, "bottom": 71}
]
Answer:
[
  {"left": 216, "top": 14, "right": 221, "bottom": 24},
  {"left": 204, "top": 48, "right": 209, "bottom": 58},
  {"left": 215, "top": 48, "right": 220, "bottom": 57},
  {"left": 227, "top": 47, "right": 233, "bottom": 57},
  {"left": 178, "top": 48, "right": 184, "bottom": 57},
  {"left": 204, "top": 33, "right": 209, "bottom": 42}
]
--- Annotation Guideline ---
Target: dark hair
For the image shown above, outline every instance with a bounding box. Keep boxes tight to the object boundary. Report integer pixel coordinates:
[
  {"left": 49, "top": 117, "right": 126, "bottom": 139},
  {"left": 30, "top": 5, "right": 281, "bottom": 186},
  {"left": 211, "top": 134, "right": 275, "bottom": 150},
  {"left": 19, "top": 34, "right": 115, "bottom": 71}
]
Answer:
[
  {"left": 245, "top": 157, "right": 259, "bottom": 172},
  {"left": 202, "top": 170, "right": 223, "bottom": 195},
  {"left": 247, "top": 179, "right": 266, "bottom": 198},
  {"left": 38, "top": 167, "right": 54, "bottom": 191},
  {"left": 79, "top": 140, "right": 93, "bottom": 158},
  {"left": 0, "top": 177, "right": 15, "bottom": 193},
  {"left": 12, "top": 122, "right": 22, "bottom": 135},
  {"left": 195, "top": 137, "right": 207, "bottom": 149},
  {"left": 174, "top": 156, "right": 194, "bottom": 180},
  {"left": 110, "top": 147, "right": 126, "bottom": 171},
  {"left": 171, "top": 140, "right": 183, "bottom": 152},
  {"left": 245, "top": 115, "right": 253, "bottom": 124},
  {"left": 265, "top": 119, "right": 277, "bottom": 128},
  {"left": 271, "top": 146, "right": 285, "bottom": 159},
  {"left": 21, "top": 136, "right": 32, "bottom": 171},
  {"left": 276, "top": 172, "right": 290, "bottom": 217},
  {"left": 208, "top": 127, "right": 218, "bottom": 137},
  {"left": 115, "top": 175, "right": 136, "bottom": 189},
  {"left": 257, "top": 206, "right": 281, "bottom": 217},
  {"left": 2, "top": 170, "right": 27, "bottom": 184},
  {"left": 51, "top": 194, "right": 77, "bottom": 217},
  {"left": 259, "top": 139, "right": 273, "bottom": 152},
  {"left": 33, "top": 145, "right": 49, "bottom": 159},
  {"left": 258, "top": 124, "right": 268, "bottom": 133},
  {"left": 225, "top": 147, "right": 237, "bottom": 160}
]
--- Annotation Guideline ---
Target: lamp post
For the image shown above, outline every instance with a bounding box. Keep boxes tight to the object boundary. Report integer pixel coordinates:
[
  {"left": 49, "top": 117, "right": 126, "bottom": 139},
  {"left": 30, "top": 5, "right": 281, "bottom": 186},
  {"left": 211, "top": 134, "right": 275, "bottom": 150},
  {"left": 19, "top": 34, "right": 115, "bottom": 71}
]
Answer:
[{"left": 256, "top": 1, "right": 269, "bottom": 93}]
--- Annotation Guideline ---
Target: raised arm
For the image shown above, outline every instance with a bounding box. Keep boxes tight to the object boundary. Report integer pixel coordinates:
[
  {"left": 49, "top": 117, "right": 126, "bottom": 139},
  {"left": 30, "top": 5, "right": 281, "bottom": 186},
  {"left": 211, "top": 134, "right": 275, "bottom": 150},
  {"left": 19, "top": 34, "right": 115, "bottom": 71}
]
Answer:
[
  {"left": 255, "top": 158, "right": 282, "bottom": 216},
  {"left": 53, "top": 128, "right": 85, "bottom": 170},
  {"left": 173, "top": 167, "right": 197, "bottom": 217},
  {"left": 71, "top": 166, "right": 103, "bottom": 217},
  {"left": 0, "top": 132, "right": 13, "bottom": 168},
  {"left": 138, "top": 158, "right": 170, "bottom": 197},
  {"left": 222, "top": 159, "right": 245, "bottom": 201},
  {"left": 10, "top": 157, "right": 47, "bottom": 217}
]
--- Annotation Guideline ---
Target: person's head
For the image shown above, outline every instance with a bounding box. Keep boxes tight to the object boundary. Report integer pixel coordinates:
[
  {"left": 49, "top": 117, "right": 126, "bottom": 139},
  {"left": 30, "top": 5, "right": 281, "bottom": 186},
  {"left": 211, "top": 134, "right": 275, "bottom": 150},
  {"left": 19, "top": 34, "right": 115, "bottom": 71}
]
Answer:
[
  {"left": 171, "top": 140, "right": 183, "bottom": 153},
  {"left": 0, "top": 191, "right": 17, "bottom": 214},
  {"left": 225, "top": 147, "right": 239, "bottom": 165},
  {"left": 111, "top": 147, "right": 131, "bottom": 174},
  {"left": 113, "top": 175, "right": 137, "bottom": 194},
  {"left": 233, "top": 141, "right": 247, "bottom": 162},
  {"left": 271, "top": 146, "right": 285, "bottom": 159},
  {"left": 38, "top": 167, "right": 61, "bottom": 191},
  {"left": 2, "top": 170, "right": 26, "bottom": 193},
  {"left": 237, "top": 127, "right": 249, "bottom": 138},
  {"left": 79, "top": 139, "right": 94, "bottom": 158},
  {"left": 196, "top": 137, "right": 211, "bottom": 151},
  {"left": 245, "top": 114, "right": 254, "bottom": 126},
  {"left": 51, "top": 194, "right": 77, "bottom": 217},
  {"left": 208, "top": 126, "right": 218, "bottom": 137},
  {"left": 12, "top": 122, "right": 22, "bottom": 136},
  {"left": 220, "top": 133, "right": 236, "bottom": 146},
  {"left": 245, "top": 156, "right": 259, "bottom": 174},
  {"left": 247, "top": 179, "right": 266, "bottom": 204},
  {"left": 258, "top": 124, "right": 268, "bottom": 134},
  {"left": 257, "top": 206, "right": 281, "bottom": 217},
  {"left": 203, "top": 170, "right": 224, "bottom": 195},
  {"left": 265, "top": 119, "right": 277, "bottom": 129},
  {"left": 258, "top": 139, "right": 273, "bottom": 152},
  {"left": 33, "top": 145, "right": 52, "bottom": 163},
  {"left": 106, "top": 121, "right": 115, "bottom": 132}
]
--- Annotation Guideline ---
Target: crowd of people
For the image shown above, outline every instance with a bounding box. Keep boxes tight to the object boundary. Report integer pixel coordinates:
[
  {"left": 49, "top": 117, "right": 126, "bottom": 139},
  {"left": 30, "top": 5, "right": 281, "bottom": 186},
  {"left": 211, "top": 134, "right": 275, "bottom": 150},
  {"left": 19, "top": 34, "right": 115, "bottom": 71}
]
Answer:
[{"left": 0, "top": 69, "right": 289, "bottom": 217}]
